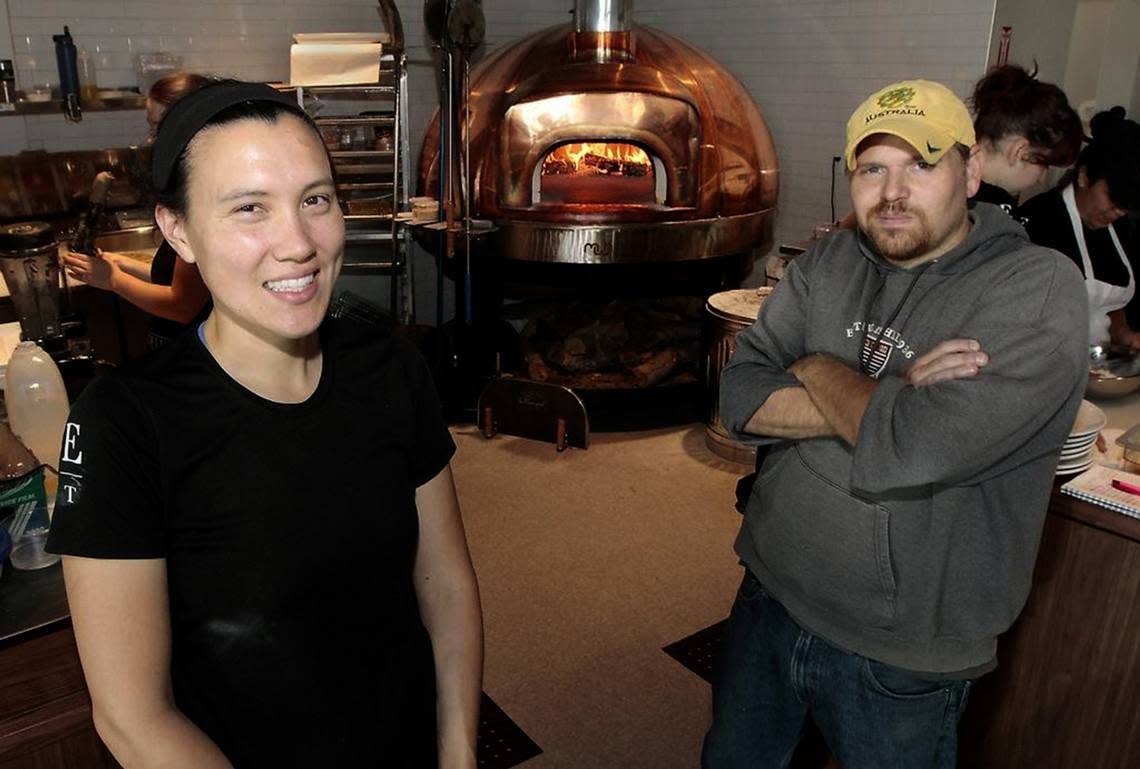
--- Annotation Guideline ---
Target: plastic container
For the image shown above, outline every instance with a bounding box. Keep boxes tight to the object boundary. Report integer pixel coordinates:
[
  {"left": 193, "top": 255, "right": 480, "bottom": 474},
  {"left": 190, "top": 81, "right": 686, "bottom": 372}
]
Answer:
[
  {"left": 77, "top": 47, "right": 98, "bottom": 104},
  {"left": 10, "top": 527, "right": 59, "bottom": 570},
  {"left": 4, "top": 341, "right": 69, "bottom": 472},
  {"left": 0, "top": 465, "right": 54, "bottom": 570},
  {"left": 134, "top": 52, "right": 182, "bottom": 96}
]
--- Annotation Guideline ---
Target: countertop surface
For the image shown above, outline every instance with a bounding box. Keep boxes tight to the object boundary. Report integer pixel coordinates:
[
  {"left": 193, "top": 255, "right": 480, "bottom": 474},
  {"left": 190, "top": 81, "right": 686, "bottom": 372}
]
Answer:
[
  {"left": 0, "top": 561, "right": 67, "bottom": 647},
  {"left": 0, "top": 239, "right": 157, "bottom": 302}
]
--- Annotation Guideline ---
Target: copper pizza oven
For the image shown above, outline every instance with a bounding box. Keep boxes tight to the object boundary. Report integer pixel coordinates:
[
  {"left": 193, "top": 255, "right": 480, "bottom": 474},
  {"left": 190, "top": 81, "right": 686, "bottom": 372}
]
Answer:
[{"left": 418, "top": 0, "right": 779, "bottom": 265}]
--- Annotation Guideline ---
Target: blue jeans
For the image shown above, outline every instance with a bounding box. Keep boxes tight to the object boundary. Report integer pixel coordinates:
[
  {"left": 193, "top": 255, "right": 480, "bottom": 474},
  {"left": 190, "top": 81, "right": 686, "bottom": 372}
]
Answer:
[{"left": 702, "top": 571, "right": 972, "bottom": 769}]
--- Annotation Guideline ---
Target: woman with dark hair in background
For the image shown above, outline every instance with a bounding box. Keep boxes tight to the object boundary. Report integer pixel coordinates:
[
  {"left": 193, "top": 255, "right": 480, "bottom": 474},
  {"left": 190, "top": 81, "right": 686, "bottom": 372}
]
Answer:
[
  {"left": 47, "top": 80, "right": 483, "bottom": 769},
  {"left": 143, "top": 72, "right": 212, "bottom": 141},
  {"left": 970, "top": 64, "right": 1083, "bottom": 217},
  {"left": 1021, "top": 107, "right": 1140, "bottom": 347},
  {"left": 62, "top": 72, "right": 212, "bottom": 351}
]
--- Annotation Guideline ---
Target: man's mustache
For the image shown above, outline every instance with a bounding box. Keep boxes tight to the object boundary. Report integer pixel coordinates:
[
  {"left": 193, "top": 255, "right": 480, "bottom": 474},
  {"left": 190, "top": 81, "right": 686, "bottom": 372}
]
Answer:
[{"left": 871, "top": 201, "right": 910, "bottom": 216}]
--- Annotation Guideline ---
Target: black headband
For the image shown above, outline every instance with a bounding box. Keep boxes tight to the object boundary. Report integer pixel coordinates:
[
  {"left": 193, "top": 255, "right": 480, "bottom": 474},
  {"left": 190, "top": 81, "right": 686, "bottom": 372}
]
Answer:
[{"left": 151, "top": 82, "right": 306, "bottom": 190}]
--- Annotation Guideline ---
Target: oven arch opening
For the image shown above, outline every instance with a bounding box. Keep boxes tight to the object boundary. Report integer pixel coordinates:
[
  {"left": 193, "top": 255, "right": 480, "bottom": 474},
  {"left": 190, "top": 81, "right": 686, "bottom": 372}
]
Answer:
[{"left": 532, "top": 140, "right": 668, "bottom": 206}]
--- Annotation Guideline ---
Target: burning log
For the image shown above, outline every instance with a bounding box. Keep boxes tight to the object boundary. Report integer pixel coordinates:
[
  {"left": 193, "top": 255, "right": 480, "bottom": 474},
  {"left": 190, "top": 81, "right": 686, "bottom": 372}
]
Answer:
[
  {"left": 542, "top": 158, "right": 575, "bottom": 175},
  {"left": 582, "top": 152, "right": 623, "bottom": 174},
  {"left": 620, "top": 161, "right": 648, "bottom": 177},
  {"left": 541, "top": 142, "right": 653, "bottom": 179}
]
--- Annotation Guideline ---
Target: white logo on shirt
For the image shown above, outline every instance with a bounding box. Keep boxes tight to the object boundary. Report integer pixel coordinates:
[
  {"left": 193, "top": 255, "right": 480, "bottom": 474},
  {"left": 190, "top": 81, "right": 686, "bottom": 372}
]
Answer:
[
  {"left": 59, "top": 422, "right": 83, "bottom": 504},
  {"left": 61, "top": 422, "right": 83, "bottom": 465},
  {"left": 844, "top": 320, "right": 917, "bottom": 378}
]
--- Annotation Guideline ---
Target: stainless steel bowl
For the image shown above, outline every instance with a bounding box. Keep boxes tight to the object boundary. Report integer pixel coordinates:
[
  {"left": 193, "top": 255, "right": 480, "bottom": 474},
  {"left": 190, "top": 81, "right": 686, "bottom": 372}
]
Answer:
[{"left": 1088, "top": 344, "right": 1140, "bottom": 399}]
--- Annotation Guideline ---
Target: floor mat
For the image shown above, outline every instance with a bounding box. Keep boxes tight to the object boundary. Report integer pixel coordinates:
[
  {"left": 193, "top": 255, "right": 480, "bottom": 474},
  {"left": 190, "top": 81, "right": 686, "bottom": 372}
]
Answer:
[
  {"left": 662, "top": 618, "right": 728, "bottom": 684},
  {"left": 479, "top": 692, "right": 543, "bottom": 769}
]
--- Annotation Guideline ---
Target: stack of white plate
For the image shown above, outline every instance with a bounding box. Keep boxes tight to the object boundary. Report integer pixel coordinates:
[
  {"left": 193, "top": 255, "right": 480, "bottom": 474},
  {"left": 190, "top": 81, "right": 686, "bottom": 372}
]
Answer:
[{"left": 1057, "top": 400, "right": 1107, "bottom": 476}]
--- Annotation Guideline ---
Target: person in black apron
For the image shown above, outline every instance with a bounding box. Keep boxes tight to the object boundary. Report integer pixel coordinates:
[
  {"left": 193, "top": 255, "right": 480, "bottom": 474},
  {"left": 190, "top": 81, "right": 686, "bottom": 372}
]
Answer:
[
  {"left": 1021, "top": 108, "right": 1140, "bottom": 347},
  {"left": 62, "top": 73, "right": 212, "bottom": 352},
  {"left": 969, "top": 64, "right": 1082, "bottom": 219}
]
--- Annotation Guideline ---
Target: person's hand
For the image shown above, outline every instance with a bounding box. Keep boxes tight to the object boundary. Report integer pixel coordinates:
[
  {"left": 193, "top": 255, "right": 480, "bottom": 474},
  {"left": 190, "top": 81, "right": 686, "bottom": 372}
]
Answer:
[
  {"left": 62, "top": 248, "right": 116, "bottom": 291},
  {"left": 904, "top": 339, "right": 988, "bottom": 387}
]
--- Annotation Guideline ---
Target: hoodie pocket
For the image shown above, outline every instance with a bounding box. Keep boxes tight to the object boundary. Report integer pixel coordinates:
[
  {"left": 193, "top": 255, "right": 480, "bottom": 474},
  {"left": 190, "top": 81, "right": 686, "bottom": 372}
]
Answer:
[{"left": 750, "top": 444, "right": 898, "bottom": 628}]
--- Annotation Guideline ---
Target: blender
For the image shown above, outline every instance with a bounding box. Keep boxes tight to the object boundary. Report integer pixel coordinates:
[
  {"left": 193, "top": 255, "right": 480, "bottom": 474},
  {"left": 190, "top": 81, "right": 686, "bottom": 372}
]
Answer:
[
  {"left": 0, "top": 222, "right": 65, "bottom": 346},
  {"left": 0, "top": 221, "right": 97, "bottom": 399}
]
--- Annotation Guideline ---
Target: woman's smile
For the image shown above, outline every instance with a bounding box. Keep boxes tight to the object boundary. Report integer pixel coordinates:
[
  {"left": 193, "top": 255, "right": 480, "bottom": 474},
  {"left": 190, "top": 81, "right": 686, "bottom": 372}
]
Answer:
[{"left": 263, "top": 270, "right": 320, "bottom": 302}]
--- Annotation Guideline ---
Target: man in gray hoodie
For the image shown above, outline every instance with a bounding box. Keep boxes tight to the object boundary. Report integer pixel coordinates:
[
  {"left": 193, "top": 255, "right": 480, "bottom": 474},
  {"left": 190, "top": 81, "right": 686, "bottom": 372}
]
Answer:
[{"left": 703, "top": 80, "right": 1088, "bottom": 769}]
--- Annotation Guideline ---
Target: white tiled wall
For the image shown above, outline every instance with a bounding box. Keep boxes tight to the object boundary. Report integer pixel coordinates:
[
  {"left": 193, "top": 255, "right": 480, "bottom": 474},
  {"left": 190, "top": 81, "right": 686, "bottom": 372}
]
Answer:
[{"left": 635, "top": 0, "right": 997, "bottom": 256}]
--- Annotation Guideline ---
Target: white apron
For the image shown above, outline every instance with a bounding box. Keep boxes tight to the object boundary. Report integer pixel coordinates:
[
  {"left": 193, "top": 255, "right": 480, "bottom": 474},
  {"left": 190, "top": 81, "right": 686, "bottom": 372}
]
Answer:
[{"left": 1064, "top": 183, "right": 1132, "bottom": 345}]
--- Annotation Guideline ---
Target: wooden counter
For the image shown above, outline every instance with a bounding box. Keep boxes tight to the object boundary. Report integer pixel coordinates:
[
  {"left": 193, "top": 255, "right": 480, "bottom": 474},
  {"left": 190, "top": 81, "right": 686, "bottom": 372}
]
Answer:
[
  {"left": 0, "top": 565, "right": 119, "bottom": 767},
  {"left": 958, "top": 484, "right": 1140, "bottom": 768}
]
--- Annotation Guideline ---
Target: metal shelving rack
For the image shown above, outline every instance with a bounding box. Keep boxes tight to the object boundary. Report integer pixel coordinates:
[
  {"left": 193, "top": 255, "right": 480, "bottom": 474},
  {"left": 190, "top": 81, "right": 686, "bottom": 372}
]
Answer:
[{"left": 280, "top": 50, "right": 412, "bottom": 322}]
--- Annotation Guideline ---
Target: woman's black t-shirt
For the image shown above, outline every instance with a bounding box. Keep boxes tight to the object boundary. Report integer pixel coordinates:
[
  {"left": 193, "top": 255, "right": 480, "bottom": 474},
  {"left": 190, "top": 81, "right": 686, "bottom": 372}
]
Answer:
[
  {"left": 971, "top": 181, "right": 1022, "bottom": 222},
  {"left": 47, "top": 318, "right": 455, "bottom": 768}
]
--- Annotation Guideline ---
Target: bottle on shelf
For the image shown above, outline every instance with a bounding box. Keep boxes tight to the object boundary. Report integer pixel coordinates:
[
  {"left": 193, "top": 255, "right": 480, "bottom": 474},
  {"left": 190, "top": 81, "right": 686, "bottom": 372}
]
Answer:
[{"left": 77, "top": 47, "right": 98, "bottom": 104}]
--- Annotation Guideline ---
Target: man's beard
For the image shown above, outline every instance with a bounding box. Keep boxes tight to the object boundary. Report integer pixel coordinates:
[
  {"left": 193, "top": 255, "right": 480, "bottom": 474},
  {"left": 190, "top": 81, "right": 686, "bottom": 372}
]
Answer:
[{"left": 863, "top": 201, "right": 931, "bottom": 262}]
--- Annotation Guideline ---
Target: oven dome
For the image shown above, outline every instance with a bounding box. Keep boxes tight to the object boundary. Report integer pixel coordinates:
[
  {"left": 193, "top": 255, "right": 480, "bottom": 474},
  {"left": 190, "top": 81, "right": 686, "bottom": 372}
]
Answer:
[{"left": 418, "top": 20, "right": 779, "bottom": 264}]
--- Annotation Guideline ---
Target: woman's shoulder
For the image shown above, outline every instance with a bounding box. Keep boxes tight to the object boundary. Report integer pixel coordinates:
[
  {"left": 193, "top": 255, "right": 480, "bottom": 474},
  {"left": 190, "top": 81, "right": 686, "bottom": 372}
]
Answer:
[
  {"left": 75, "top": 330, "right": 215, "bottom": 418},
  {"left": 1018, "top": 185, "right": 1065, "bottom": 217},
  {"left": 973, "top": 181, "right": 1018, "bottom": 212},
  {"left": 1018, "top": 186, "right": 1073, "bottom": 246}
]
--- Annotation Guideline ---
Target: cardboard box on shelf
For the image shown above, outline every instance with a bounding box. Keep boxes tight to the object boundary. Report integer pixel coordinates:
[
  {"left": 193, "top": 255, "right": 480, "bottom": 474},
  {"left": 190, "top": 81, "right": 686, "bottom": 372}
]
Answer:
[{"left": 289, "top": 33, "right": 389, "bottom": 87}]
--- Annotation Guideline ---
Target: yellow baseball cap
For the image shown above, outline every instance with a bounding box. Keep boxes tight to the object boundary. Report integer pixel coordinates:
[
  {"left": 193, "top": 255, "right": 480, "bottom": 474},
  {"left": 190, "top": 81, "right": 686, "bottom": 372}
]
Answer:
[{"left": 844, "top": 80, "right": 976, "bottom": 171}]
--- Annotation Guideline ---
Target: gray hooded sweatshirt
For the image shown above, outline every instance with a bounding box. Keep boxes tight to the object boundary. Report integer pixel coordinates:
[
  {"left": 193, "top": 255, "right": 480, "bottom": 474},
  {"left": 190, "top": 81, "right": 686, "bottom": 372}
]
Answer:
[{"left": 721, "top": 203, "right": 1088, "bottom": 675}]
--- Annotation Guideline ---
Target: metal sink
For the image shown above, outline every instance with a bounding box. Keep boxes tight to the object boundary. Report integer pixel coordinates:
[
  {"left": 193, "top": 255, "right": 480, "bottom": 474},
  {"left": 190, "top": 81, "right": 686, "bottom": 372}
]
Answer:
[{"left": 90, "top": 226, "right": 163, "bottom": 261}]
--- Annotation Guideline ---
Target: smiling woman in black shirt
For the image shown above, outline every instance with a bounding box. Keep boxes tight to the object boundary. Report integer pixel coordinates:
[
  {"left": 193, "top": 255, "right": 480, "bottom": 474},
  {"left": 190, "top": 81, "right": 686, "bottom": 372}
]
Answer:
[{"left": 47, "top": 81, "right": 483, "bottom": 769}]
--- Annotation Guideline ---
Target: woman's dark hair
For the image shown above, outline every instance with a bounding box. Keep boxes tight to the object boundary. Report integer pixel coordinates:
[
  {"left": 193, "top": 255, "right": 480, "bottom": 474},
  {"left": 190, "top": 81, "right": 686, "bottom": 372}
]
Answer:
[
  {"left": 154, "top": 79, "right": 328, "bottom": 216},
  {"left": 1079, "top": 107, "right": 1140, "bottom": 212},
  {"left": 971, "top": 65, "right": 1082, "bottom": 167}
]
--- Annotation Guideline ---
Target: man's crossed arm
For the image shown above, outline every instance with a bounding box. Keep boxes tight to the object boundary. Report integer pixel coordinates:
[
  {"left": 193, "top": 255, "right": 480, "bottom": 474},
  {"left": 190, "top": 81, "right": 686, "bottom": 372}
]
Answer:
[{"left": 743, "top": 339, "right": 989, "bottom": 445}]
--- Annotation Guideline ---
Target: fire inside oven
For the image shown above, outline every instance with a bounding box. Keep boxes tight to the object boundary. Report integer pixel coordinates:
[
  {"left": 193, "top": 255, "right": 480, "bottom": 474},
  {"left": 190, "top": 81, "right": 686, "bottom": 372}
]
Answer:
[{"left": 534, "top": 141, "right": 666, "bottom": 206}]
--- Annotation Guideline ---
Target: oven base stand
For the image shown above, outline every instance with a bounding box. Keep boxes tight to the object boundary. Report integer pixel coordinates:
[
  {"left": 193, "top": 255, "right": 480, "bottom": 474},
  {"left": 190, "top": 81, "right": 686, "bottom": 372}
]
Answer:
[{"left": 477, "top": 377, "right": 589, "bottom": 451}]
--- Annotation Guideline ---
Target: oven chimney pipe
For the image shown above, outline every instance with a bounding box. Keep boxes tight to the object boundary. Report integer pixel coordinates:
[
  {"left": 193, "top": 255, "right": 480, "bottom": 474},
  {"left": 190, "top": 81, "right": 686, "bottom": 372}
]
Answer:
[
  {"left": 571, "top": 0, "right": 635, "bottom": 62},
  {"left": 574, "top": 0, "right": 633, "bottom": 33}
]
